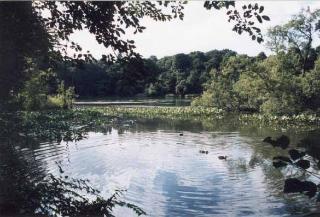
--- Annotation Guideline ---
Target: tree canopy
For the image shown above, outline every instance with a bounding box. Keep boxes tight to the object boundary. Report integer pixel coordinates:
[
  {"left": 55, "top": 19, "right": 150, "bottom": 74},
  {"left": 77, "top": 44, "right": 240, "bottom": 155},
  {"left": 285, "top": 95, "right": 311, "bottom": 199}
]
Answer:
[
  {"left": 193, "top": 8, "right": 320, "bottom": 115},
  {"left": 56, "top": 49, "right": 238, "bottom": 98},
  {"left": 266, "top": 8, "right": 320, "bottom": 73},
  {"left": 0, "top": 1, "right": 270, "bottom": 108}
]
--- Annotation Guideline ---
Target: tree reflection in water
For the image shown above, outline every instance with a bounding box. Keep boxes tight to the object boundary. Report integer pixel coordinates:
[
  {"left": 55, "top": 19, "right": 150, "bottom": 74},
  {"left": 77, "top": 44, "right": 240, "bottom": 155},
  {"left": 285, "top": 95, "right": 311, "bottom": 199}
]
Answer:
[
  {"left": 0, "top": 110, "right": 144, "bottom": 217},
  {"left": 1, "top": 109, "right": 320, "bottom": 216}
]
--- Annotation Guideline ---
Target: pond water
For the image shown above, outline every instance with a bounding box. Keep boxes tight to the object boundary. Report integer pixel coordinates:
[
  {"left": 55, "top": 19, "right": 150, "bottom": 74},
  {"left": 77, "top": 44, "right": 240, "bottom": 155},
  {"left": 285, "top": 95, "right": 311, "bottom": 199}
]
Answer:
[{"left": 3, "top": 117, "right": 319, "bottom": 216}]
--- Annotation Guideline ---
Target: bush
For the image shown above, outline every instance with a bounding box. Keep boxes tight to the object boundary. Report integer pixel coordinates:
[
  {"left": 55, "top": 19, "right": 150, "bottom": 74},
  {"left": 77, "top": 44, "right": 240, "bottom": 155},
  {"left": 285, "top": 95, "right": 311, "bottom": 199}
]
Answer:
[
  {"left": 20, "top": 67, "right": 74, "bottom": 110},
  {"left": 145, "top": 83, "right": 164, "bottom": 97},
  {"left": 261, "top": 95, "right": 302, "bottom": 115},
  {"left": 191, "top": 91, "right": 214, "bottom": 107},
  {"left": 194, "top": 51, "right": 320, "bottom": 115},
  {"left": 20, "top": 69, "right": 51, "bottom": 110},
  {"left": 55, "top": 82, "right": 75, "bottom": 109}
]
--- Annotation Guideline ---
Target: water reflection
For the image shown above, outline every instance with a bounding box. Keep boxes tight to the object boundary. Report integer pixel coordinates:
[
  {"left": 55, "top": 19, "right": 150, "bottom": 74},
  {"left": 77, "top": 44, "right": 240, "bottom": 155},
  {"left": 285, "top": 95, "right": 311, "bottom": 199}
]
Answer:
[
  {"left": 1, "top": 114, "right": 319, "bottom": 216},
  {"left": 46, "top": 122, "right": 312, "bottom": 216},
  {"left": 0, "top": 112, "right": 144, "bottom": 217}
]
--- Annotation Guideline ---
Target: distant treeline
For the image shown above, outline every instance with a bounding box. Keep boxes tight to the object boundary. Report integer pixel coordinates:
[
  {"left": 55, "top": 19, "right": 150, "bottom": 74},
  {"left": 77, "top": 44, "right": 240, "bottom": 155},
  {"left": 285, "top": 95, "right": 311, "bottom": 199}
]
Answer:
[{"left": 56, "top": 49, "right": 238, "bottom": 98}]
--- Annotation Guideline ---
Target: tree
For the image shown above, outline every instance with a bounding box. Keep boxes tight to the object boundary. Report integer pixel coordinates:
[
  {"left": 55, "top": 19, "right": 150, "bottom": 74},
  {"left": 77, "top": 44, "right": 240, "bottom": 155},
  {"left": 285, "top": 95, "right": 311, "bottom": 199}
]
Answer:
[
  {"left": 193, "top": 55, "right": 252, "bottom": 111},
  {"left": 0, "top": 1, "right": 270, "bottom": 106},
  {"left": 173, "top": 53, "right": 192, "bottom": 72},
  {"left": 193, "top": 8, "right": 320, "bottom": 115},
  {"left": 256, "top": 52, "right": 267, "bottom": 61},
  {"left": 36, "top": 1, "right": 268, "bottom": 61},
  {"left": 176, "top": 80, "right": 187, "bottom": 96},
  {"left": 300, "top": 57, "right": 320, "bottom": 109},
  {"left": 266, "top": 8, "right": 320, "bottom": 73},
  {"left": 0, "top": 2, "right": 50, "bottom": 103}
]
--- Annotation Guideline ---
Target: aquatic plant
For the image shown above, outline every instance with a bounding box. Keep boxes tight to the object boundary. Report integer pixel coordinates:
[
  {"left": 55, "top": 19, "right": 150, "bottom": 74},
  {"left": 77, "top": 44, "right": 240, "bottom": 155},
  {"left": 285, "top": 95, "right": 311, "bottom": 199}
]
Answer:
[
  {"left": 0, "top": 110, "right": 145, "bottom": 216},
  {"left": 0, "top": 152, "right": 146, "bottom": 217},
  {"left": 0, "top": 109, "right": 110, "bottom": 143},
  {"left": 74, "top": 106, "right": 320, "bottom": 129},
  {"left": 239, "top": 112, "right": 320, "bottom": 128},
  {"left": 89, "top": 106, "right": 224, "bottom": 120},
  {"left": 32, "top": 168, "right": 146, "bottom": 217},
  {"left": 264, "top": 135, "right": 320, "bottom": 202}
]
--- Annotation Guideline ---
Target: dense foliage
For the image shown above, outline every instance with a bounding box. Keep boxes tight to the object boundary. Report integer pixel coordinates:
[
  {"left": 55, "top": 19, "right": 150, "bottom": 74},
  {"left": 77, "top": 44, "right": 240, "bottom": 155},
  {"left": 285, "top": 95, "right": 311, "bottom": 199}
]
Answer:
[
  {"left": 57, "top": 49, "right": 237, "bottom": 98},
  {"left": 193, "top": 9, "right": 320, "bottom": 115},
  {"left": 0, "top": 1, "right": 269, "bottom": 110}
]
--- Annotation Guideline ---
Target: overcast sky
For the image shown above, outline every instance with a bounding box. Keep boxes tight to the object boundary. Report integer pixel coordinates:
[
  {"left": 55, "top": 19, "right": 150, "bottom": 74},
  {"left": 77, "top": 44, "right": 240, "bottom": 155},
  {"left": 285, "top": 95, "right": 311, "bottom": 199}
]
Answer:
[{"left": 70, "top": 1, "right": 320, "bottom": 59}]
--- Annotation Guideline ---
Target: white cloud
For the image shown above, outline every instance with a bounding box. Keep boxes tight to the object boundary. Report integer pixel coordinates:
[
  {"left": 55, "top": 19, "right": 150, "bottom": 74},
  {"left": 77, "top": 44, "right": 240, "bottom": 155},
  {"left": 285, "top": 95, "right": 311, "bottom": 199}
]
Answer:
[{"left": 70, "top": 1, "right": 320, "bottom": 59}]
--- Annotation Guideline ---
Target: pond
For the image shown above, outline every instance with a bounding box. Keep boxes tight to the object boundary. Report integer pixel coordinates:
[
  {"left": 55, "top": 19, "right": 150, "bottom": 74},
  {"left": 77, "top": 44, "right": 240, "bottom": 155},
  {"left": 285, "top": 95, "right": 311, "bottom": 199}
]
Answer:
[{"left": 2, "top": 115, "right": 319, "bottom": 216}]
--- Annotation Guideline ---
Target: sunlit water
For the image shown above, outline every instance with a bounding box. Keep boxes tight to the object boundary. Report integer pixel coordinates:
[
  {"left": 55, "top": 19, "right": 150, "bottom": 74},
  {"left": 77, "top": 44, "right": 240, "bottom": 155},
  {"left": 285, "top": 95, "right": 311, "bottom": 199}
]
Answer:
[{"left": 5, "top": 118, "right": 319, "bottom": 216}]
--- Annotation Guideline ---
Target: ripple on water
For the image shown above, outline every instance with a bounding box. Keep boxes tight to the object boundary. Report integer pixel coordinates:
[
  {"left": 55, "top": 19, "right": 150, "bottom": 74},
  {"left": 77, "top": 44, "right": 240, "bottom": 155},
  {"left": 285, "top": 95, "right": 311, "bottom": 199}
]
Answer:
[{"left": 26, "top": 127, "right": 304, "bottom": 216}]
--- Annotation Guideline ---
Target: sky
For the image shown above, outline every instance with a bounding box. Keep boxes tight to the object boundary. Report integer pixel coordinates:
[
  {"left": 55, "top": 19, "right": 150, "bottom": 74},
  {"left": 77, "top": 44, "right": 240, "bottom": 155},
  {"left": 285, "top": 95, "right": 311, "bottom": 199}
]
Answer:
[{"left": 70, "top": 1, "right": 320, "bottom": 59}]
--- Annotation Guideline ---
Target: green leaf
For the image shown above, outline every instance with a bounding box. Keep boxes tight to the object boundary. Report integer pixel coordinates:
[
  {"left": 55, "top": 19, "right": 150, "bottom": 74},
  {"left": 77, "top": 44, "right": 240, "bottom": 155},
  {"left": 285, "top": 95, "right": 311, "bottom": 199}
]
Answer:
[
  {"left": 256, "top": 15, "right": 262, "bottom": 23},
  {"left": 259, "top": 6, "right": 264, "bottom": 13},
  {"left": 257, "top": 37, "right": 263, "bottom": 43},
  {"left": 288, "top": 149, "right": 305, "bottom": 161},
  {"left": 276, "top": 135, "right": 290, "bottom": 149},
  {"left": 273, "top": 161, "right": 287, "bottom": 168},
  {"left": 284, "top": 178, "right": 317, "bottom": 198},
  {"left": 295, "top": 159, "right": 310, "bottom": 169}
]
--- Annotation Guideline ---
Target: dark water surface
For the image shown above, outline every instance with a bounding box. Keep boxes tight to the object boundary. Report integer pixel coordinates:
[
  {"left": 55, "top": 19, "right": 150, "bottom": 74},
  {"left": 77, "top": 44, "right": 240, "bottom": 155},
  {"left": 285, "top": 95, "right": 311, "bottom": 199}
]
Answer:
[{"left": 1, "top": 117, "right": 319, "bottom": 216}]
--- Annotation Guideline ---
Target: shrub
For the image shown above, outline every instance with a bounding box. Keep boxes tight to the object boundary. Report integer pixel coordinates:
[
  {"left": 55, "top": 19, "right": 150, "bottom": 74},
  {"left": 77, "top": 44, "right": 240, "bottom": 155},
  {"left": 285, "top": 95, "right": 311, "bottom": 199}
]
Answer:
[
  {"left": 191, "top": 91, "right": 214, "bottom": 107},
  {"left": 20, "top": 68, "right": 75, "bottom": 110},
  {"left": 261, "top": 95, "right": 302, "bottom": 115}
]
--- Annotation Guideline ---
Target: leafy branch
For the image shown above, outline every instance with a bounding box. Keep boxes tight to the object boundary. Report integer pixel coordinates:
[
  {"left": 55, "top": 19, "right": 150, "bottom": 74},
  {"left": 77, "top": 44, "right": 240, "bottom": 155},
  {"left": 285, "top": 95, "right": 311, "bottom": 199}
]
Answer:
[{"left": 264, "top": 135, "right": 320, "bottom": 200}]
